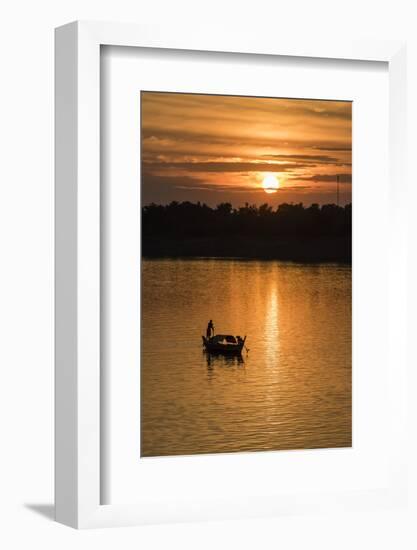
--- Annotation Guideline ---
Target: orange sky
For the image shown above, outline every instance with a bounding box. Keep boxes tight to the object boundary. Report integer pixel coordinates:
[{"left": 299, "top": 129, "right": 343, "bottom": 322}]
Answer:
[{"left": 141, "top": 92, "right": 352, "bottom": 207}]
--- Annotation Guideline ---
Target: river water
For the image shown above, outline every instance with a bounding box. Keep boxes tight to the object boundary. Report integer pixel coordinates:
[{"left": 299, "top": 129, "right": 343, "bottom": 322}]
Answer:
[{"left": 141, "top": 258, "right": 351, "bottom": 457}]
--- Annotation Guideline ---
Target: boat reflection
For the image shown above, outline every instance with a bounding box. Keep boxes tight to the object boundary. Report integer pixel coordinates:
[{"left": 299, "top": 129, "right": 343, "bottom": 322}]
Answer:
[{"left": 204, "top": 350, "right": 245, "bottom": 370}]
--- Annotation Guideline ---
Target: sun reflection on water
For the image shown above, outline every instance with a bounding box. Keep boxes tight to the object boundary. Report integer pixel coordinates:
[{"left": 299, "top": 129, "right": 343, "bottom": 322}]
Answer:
[{"left": 264, "top": 281, "right": 280, "bottom": 368}]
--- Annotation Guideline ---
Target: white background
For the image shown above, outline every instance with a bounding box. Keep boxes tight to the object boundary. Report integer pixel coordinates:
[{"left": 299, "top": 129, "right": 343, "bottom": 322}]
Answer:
[
  {"left": 1, "top": 1, "right": 416, "bottom": 549},
  {"left": 103, "top": 48, "right": 392, "bottom": 507}
]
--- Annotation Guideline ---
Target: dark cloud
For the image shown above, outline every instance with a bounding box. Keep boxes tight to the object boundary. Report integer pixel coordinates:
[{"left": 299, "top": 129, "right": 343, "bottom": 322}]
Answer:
[
  {"left": 143, "top": 161, "right": 308, "bottom": 173},
  {"left": 174, "top": 183, "right": 312, "bottom": 193},
  {"left": 142, "top": 173, "right": 310, "bottom": 195},
  {"left": 314, "top": 146, "right": 352, "bottom": 152},
  {"left": 262, "top": 153, "right": 339, "bottom": 164},
  {"left": 141, "top": 172, "right": 316, "bottom": 207},
  {"left": 298, "top": 173, "right": 352, "bottom": 184}
]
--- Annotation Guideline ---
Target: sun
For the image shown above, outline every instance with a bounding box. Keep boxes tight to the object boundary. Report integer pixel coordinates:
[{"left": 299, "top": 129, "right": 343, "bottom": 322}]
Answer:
[{"left": 262, "top": 174, "right": 280, "bottom": 194}]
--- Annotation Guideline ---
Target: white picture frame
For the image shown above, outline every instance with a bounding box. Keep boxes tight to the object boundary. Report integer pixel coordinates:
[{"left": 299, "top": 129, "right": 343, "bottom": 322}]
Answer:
[{"left": 55, "top": 20, "right": 407, "bottom": 529}]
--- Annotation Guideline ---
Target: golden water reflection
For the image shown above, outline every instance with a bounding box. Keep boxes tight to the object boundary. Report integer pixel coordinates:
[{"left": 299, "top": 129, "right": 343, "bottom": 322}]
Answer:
[
  {"left": 265, "top": 284, "right": 280, "bottom": 367},
  {"left": 141, "top": 259, "right": 351, "bottom": 457}
]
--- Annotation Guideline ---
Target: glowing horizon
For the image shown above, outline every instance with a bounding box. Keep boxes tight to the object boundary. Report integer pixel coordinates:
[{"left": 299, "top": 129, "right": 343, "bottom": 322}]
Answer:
[{"left": 141, "top": 91, "right": 352, "bottom": 207}]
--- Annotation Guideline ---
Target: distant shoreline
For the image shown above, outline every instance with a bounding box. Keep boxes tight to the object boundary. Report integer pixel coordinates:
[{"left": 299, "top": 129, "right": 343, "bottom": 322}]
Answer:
[{"left": 142, "top": 236, "right": 352, "bottom": 264}]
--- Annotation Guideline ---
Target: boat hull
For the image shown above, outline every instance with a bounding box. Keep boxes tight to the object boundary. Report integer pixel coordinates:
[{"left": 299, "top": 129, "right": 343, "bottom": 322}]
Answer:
[{"left": 202, "top": 335, "right": 245, "bottom": 354}]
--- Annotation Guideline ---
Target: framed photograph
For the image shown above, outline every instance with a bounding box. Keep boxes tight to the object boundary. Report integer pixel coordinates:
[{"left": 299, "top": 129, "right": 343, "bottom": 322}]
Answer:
[
  {"left": 55, "top": 21, "right": 407, "bottom": 528},
  {"left": 139, "top": 90, "right": 353, "bottom": 457}
]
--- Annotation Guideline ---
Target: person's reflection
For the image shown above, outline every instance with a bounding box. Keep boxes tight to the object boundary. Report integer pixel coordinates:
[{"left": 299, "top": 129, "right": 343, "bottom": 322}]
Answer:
[
  {"left": 204, "top": 351, "right": 214, "bottom": 381},
  {"left": 204, "top": 352, "right": 245, "bottom": 380}
]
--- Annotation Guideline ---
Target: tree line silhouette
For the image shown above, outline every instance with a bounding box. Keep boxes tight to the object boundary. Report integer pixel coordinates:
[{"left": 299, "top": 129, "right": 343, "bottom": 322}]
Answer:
[{"left": 142, "top": 201, "right": 352, "bottom": 263}]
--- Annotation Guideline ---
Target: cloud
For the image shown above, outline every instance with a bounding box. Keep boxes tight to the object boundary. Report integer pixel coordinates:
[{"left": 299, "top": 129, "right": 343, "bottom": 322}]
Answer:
[
  {"left": 141, "top": 91, "right": 352, "bottom": 206},
  {"left": 174, "top": 183, "right": 312, "bottom": 193},
  {"left": 262, "top": 153, "right": 340, "bottom": 164},
  {"left": 298, "top": 173, "right": 352, "bottom": 184},
  {"left": 142, "top": 92, "right": 352, "bottom": 123},
  {"left": 143, "top": 161, "right": 308, "bottom": 173},
  {"left": 142, "top": 173, "right": 311, "bottom": 194},
  {"left": 314, "top": 146, "right": 352, "bottom": 152}
]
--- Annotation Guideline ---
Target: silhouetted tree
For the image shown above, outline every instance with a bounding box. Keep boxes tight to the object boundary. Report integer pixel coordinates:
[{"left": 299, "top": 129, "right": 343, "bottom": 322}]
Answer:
[{"left": 142, "top": 201, "right": 352, "bottom": 262}]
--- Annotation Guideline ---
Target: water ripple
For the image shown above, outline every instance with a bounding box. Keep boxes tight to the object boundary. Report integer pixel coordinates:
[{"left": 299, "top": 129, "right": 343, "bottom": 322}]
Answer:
[{"left": 141, "top": 259, "right": 351, "bottom": 457}]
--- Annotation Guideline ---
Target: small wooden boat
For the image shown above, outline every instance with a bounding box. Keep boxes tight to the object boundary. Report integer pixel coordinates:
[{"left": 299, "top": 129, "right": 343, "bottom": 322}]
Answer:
[{"left": 202, "top": 334, "right": 246, "bottom": 354}]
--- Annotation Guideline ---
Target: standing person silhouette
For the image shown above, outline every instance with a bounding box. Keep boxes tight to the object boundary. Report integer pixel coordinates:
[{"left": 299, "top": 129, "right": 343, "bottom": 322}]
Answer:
[{"left": 206, "top": 320, "right": 214, "bottom": 339}]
